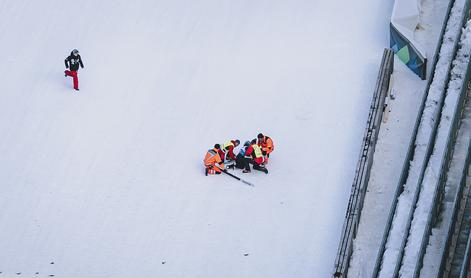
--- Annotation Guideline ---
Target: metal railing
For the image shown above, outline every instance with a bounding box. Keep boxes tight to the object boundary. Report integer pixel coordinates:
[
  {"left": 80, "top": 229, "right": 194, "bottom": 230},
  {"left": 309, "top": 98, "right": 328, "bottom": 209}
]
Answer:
[
  {"left": 332, "top": 48, "right": 393, "bottom": 278},
  {"left": 459, "top": 196, "right": 471, "bottom": 278}
]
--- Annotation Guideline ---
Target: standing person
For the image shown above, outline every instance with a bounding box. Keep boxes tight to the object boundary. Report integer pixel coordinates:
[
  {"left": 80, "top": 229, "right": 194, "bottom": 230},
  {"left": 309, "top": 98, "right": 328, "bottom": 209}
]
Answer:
[
  {"left": 243, "top": 139, "right": 268, "bottom": 174},
  {"left": 203, "top": 144, "right": 225, "bottom": 176},
  {"left": 257, "top": 133, "right": 274, "bottom": 165},
  {"left": 64, "top": 49, "right": 84, "bottom": 91}
]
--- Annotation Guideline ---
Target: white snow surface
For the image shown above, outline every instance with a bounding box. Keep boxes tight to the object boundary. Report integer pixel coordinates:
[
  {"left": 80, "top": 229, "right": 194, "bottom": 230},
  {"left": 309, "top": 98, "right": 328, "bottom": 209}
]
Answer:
[
  {"left": 0, "top": 1, "right": 391, "bottom": 278},
  {"left": 400, "top": 19, "right": 471, "bottom": 277},
  {"left": 378, "top": 0, "right": 467, "bottom": 276}
]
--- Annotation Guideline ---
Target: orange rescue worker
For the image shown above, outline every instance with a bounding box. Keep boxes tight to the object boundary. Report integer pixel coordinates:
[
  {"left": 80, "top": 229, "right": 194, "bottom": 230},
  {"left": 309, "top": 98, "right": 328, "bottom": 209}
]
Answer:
[
  {"left": 257, "top": 133, "right": 274, "bottom": 164},
  {"left": 204, "top": 144, "right": 225, "bottom": 176}
]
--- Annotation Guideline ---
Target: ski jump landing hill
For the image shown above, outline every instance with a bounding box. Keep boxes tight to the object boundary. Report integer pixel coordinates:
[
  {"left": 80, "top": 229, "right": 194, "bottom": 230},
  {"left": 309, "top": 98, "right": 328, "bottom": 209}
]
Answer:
[{"left": 0, "top": 1, "right": 391, "bottom": 277}]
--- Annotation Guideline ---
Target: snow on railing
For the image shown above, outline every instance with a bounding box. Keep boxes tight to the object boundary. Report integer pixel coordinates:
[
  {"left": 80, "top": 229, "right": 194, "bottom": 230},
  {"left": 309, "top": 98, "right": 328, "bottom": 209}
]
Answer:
[
  {"left": 332, "top": 48, "right": 393, "bottom": 278},
  {"left": 371, "top": 0, "right": 469, "bottom": 276},
  {"left": 400, "top": 19, "right": 471, "bottom": 277}
]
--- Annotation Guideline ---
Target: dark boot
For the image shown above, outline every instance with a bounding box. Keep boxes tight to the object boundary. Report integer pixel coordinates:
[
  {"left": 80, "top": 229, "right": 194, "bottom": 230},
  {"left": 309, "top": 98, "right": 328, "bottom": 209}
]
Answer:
[{"left": 253, "top": 164, "right": 268, "bottom": 174}]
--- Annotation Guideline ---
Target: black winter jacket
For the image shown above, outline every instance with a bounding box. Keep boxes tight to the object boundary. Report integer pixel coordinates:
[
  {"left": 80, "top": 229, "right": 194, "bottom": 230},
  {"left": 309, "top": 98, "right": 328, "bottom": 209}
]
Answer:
[{"left": 65, "top": 52, "right": 84, "bottom": 71}]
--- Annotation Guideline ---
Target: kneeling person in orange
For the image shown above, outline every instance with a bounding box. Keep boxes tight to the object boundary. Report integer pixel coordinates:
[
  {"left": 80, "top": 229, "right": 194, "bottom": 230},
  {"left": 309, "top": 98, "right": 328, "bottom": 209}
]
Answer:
[
  {"left": 204, "top": 144, "right": 225, "bottom": 176},
  {"left": 257, "top": 133, "right": 274, "bottom": 164}
]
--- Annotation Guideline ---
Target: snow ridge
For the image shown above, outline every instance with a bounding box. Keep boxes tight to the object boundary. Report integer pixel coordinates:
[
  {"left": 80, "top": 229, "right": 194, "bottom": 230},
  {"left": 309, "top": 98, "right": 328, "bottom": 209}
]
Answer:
[
  {"left": 399, "top": 19, "right": 471, "bottom": 277},
  {"left": 378, "top": 0, "right": 467, "bottom": 276}
]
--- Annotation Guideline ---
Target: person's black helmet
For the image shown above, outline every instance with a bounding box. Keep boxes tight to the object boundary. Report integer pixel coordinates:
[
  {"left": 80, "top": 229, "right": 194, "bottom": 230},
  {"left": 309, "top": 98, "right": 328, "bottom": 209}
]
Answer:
[
  {"left": 257, "top": 133, "right": 264, "bottom": 139},
  {"left": 72, "top": 49, "right": 79, "bottom": 55},
  {"left": 234, "top": 139, "right": 240, "bottom": 145},
  {"left": 214, "top": 144, "right": 221, "bottom": 149},
  {"left": 244, "top": 141, "right": 250, "bottom": 147},
  {"left": 251, "top": 139, "right": 257, "bottom": 144}
]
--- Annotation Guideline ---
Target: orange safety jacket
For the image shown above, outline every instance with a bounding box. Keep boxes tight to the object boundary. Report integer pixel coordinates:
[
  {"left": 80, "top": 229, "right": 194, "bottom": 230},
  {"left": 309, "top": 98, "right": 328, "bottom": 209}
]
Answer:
[
  {"left": 258, "top": 136, "right": 274, "bottom": 154},
  {"left": 204, "top": 148, "right": 223, "bottom": 167}
]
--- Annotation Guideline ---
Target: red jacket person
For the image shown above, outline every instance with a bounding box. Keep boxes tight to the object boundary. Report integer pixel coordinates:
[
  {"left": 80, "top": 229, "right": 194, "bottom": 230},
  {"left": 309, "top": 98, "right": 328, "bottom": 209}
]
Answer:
[
  {"left": 243, "top": 139, "right": 268, "bottom": 174},
  {"left": 222, "top": 139, "right": 240, "bottom": 162}
]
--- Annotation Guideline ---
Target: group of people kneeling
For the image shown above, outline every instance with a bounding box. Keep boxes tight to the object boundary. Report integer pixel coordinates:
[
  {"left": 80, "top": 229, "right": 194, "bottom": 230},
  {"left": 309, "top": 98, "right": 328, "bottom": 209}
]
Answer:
[{"left": 204, "top": 133, "right": 274, "bottom": 176}]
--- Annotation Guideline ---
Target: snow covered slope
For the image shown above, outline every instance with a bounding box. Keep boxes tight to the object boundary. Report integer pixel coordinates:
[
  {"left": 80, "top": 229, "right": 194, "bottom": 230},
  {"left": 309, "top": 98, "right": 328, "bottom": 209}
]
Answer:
[{"left": 0, "top": 1, "right": 390, "bottom": 277}]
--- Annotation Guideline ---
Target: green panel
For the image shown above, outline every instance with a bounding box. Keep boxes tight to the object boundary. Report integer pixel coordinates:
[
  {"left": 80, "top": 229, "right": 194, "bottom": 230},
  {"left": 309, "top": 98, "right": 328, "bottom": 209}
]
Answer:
[{"left": 396, "top": 45, "right": 410, "bottom": 64}]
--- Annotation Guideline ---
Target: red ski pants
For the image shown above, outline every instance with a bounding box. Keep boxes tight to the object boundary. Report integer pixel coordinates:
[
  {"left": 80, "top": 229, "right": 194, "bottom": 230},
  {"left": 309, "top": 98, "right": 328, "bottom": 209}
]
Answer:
[{"left": 65, "top": 70, "right": 79, "bottom": 90}]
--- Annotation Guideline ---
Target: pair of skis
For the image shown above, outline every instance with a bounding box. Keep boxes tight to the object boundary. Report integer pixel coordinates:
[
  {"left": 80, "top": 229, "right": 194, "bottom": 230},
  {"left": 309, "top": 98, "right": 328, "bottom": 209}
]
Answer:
[{"left": 216, "top": 166, "right": 254, "bottom": 187}]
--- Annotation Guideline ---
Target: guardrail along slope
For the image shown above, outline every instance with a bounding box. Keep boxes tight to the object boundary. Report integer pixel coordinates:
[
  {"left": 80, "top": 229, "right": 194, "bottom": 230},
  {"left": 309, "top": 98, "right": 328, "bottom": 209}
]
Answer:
[{"left": 333, "top": 48, "right": 393, "bottom": 278}]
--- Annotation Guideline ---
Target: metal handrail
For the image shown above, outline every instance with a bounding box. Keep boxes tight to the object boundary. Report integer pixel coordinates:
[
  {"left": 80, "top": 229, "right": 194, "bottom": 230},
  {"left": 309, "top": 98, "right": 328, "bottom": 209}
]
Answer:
[
  {"left": 459, "top": 166, "right": 471, "bottom": 277},
  {"left": 332, "top": 48, "right": 393, "bottom": 278},
  {"left": 459, "top": 228, "right": 471, "bottom": 278}
]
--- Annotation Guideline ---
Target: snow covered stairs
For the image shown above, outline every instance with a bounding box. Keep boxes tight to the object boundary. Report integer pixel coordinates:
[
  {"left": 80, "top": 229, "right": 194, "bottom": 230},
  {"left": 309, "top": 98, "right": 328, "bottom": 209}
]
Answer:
[
  {"left": 373, "top": 1, "right": 471, "bottom": 276},
  {"left": 448, "top": 172, "right": 471, "bottom": 277},
  {"left": 398, "top": 20, "right": 471, "bottom": 278},
  {"left": 419, "top": 85, "right": 471, "bottom": 277}
]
